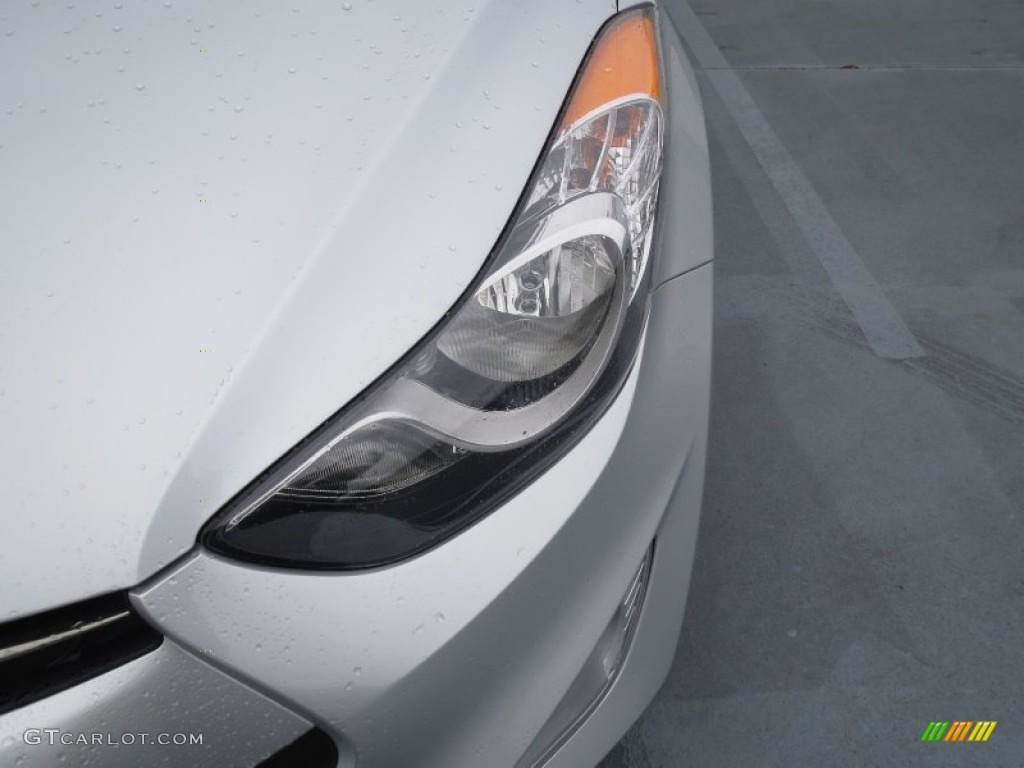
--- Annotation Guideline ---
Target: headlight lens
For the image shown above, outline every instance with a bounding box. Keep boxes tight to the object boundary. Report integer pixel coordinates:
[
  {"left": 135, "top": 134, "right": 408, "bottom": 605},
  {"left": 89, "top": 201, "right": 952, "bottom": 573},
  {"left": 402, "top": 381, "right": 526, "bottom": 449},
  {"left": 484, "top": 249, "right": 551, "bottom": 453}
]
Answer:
[{"left": 201, "top": 7, "right": 664, "bottom": 569}]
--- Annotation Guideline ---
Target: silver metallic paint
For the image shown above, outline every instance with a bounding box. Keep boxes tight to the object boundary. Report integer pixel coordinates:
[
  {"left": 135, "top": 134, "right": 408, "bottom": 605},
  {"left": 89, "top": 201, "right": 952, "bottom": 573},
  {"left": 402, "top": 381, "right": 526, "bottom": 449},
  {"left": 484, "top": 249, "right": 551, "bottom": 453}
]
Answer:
[
  {"left": 1, "top": 2, "right": 712, "bottom": 765},
  {"left": 0, "top": 0, "right": 616, "bottom": 621}
]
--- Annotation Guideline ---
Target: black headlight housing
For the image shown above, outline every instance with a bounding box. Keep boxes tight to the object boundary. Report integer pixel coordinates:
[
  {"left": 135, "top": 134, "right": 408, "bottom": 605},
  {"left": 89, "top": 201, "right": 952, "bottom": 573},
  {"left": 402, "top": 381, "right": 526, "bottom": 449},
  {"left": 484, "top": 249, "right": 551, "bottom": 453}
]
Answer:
[{"left": 201, "top": 6, "right": 665, "bottom": 570}]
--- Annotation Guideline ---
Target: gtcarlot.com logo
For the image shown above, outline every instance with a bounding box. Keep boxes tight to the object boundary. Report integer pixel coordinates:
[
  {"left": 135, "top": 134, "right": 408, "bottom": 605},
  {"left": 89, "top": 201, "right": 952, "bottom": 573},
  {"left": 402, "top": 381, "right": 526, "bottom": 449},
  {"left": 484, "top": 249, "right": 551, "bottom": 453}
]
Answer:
[
  {"left": 23, "top": 730, "right": 203, "bottom": 746},
  {"left": 921, "top": 721, "right": 997, "bottom": 742}
]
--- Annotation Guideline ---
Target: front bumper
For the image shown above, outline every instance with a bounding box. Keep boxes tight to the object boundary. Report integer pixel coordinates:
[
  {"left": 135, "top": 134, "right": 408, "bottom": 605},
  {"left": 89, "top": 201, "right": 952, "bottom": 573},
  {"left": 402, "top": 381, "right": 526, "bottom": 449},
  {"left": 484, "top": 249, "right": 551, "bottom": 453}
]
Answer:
[
  {"left": 157, "top": 259, "right": 710, "bottom": 768},
  {"left": 0, "top": 261, "right": 711, "bottom": 768}
]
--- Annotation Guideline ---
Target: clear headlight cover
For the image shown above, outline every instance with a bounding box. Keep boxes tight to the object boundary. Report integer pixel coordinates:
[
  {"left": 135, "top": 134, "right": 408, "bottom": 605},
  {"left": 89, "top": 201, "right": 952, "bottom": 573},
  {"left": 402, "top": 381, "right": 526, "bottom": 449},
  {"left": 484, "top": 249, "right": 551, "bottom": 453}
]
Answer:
[{"left": 201, "top": 7, "right": 665, "bottom": 569}]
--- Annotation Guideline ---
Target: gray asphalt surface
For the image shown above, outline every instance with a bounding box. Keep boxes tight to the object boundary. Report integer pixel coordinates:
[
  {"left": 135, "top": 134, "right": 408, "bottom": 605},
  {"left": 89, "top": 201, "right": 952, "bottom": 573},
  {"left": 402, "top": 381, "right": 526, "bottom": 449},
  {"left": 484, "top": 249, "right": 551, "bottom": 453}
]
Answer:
[{"left": 601, "top": 1, "right": 1024, "bottom": 766}]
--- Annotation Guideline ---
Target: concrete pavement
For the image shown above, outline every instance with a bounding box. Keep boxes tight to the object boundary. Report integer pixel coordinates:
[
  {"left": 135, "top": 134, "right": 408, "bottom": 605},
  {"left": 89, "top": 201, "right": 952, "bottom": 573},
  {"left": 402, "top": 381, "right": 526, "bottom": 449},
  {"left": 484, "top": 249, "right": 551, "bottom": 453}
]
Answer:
[{"left": 601, "top": 1, "right": 1024, "bottom": 765}]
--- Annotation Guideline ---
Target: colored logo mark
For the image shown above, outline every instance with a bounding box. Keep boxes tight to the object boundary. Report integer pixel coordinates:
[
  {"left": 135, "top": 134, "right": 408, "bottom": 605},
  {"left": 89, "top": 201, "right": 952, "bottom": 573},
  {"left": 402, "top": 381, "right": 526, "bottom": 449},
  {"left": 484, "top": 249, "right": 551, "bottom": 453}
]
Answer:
[{"left": 921, "top": 721, "right": 996, "bottom": 742}]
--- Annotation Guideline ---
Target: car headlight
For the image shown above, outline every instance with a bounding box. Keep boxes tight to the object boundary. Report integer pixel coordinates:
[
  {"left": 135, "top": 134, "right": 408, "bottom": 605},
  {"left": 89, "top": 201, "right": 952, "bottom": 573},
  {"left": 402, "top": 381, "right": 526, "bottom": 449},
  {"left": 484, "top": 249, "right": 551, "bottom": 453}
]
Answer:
[{"left": 201, "top": 7, "right": 665, "bottom": 569}]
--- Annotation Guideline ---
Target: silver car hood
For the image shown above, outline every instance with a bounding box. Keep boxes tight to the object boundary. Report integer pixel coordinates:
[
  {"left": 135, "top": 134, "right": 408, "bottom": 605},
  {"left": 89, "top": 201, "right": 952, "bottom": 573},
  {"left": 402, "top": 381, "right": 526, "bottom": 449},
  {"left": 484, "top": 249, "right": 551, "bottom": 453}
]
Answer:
[{"left": 0, "top": 0, "right": 612, "bottom": 620}]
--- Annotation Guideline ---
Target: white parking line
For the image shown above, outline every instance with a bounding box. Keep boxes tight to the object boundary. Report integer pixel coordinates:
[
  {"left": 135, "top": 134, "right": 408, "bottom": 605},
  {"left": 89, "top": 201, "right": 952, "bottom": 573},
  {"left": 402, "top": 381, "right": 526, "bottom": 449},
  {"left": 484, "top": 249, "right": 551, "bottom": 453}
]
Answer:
[{"left": 672, "top": 2, "right": 926, "bottom": 360}]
